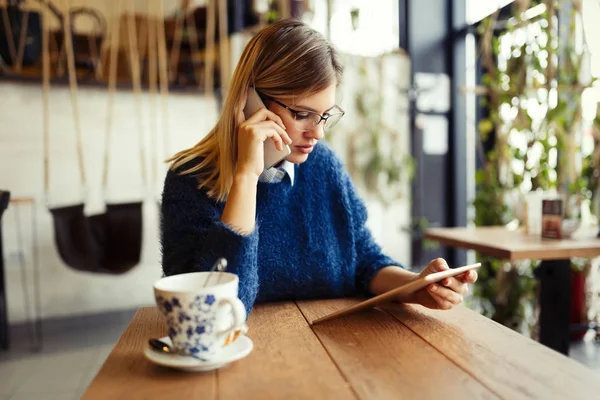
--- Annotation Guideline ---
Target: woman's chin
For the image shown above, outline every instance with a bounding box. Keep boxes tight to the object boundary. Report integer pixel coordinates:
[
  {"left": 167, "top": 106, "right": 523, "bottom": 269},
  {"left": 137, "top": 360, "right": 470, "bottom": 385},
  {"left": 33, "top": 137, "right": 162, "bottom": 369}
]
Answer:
[{"left": 286, "top": 152, "right": 310, "bottom": 164}]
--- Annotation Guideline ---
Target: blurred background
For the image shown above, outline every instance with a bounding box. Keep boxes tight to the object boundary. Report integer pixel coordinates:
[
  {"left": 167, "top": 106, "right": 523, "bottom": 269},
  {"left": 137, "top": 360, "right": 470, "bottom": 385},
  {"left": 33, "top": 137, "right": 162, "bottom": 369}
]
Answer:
[{"left": 1, "top": 0, "right": 600, "bottom": 398}]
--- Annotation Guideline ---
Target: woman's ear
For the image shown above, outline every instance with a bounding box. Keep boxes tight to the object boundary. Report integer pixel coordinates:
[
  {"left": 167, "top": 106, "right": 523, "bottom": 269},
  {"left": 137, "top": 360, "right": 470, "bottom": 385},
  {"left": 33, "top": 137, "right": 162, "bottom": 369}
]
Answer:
[
  {"left": 256, "top": 91, "right": 273, "bottom": 110},
  {"left": 241, "top": 87, "right": 249, "bottom": 109},
  {"left": 238, "top": 88, "right": 249, "bottom": 122}
]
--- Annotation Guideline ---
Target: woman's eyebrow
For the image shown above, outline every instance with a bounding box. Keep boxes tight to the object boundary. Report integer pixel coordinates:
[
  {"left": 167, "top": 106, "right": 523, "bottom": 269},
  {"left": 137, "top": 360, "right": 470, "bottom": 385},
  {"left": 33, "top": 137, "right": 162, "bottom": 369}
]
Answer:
[{"left": 295, "top": 104, "right": 337, "bottom": 113}]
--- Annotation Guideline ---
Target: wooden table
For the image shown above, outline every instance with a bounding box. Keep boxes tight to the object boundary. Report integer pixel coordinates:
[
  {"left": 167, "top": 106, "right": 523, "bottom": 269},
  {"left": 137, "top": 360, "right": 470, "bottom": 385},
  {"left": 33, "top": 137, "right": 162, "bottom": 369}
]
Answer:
[
  {"left": 82, "top": 299, "right": 600, "bottom": 399},
  {"left": 425, "top": 226, "right": 600, "bottom": 355}
]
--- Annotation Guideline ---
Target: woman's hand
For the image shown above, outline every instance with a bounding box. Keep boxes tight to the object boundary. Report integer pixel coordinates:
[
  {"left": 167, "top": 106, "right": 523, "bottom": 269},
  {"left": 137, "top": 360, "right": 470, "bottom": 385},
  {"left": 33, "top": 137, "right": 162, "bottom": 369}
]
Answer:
[
  {"left": 411, "top": 258, "right": 478, "bottom": 310},
  {"left": 236, "top": 107, "right": 292, "bottom": 178},
  {"left": 221, "top": 106, "right": 291, "bottom": 235}
]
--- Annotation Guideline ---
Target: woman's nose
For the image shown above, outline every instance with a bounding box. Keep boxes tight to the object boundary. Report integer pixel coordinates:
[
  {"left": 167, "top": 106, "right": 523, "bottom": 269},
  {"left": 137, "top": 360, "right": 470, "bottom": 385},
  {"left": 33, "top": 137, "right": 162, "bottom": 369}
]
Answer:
[{"left": 304, "top": 122, "right": 325, "bottom": 141}]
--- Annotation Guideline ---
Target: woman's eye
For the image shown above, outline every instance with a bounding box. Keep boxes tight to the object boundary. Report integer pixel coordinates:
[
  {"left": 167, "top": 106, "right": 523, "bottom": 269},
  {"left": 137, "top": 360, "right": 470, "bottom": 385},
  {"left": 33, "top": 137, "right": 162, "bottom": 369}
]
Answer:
[{"left": 295, "top": 112, "right": 310, "bottom": 120}]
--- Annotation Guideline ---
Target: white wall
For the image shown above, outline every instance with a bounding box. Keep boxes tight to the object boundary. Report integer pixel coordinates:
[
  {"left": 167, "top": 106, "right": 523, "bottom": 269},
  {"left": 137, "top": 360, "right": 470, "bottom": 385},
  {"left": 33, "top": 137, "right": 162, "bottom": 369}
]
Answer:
[
  {"left": 0, "top": 51, "right": 411, "bottom": 324},
  {"left": 1, "top": 81, "right": 219, "bottom": 324}
]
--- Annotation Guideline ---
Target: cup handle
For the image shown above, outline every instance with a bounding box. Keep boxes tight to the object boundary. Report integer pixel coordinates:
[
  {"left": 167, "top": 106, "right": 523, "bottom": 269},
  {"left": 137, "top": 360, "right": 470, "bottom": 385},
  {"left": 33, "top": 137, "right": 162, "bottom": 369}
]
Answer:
[{"left": 217, "top": 297, "right": 247, "bottom": 343}]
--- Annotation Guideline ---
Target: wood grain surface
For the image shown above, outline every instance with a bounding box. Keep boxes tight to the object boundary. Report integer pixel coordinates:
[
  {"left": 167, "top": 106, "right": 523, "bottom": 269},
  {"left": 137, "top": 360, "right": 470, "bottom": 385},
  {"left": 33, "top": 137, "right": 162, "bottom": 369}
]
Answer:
[
  {"left": 83, "top": 300, "right": 599, "bottom": 399},
  {"left": 382, "top": 302, "right": 600, "bottom": 399},
  {"left": 82, "top": 307, "right": 216, "bottom": 400},
  {"left": 425, "top": 226, "right": 600, "bottom": 261},
  {"left": 83, "top": 304, "right": 355, "bottom": 400},
  {"left": 297, "top": 298, "right": 499, "bottom": 400},
  {"left": 217, "top": 301, "right": 356, "bottom": 400}
]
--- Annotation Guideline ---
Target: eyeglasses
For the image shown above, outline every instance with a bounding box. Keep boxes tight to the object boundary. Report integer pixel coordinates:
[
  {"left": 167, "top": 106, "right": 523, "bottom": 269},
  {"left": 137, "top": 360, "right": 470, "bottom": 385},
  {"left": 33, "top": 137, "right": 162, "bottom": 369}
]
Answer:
[{"left": 260, "top": 93, "right": 345, "bottom": 132}]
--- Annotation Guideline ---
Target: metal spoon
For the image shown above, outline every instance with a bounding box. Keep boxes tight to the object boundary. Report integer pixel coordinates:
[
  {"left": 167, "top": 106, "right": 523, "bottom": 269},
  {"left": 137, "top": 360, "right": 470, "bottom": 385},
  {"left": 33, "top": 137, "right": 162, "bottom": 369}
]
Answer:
[
  {"left": 203, "top": 257, "right": 227, "bottom": 288},
  {"left": 148, "top": 338, "right": 208, "bottom": 362}
]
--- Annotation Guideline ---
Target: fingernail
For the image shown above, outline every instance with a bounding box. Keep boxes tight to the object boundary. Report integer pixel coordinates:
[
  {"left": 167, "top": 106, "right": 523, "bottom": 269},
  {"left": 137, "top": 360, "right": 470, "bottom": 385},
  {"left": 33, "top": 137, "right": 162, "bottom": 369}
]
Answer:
[{"left": 430, "top": 285, "right": 437, "bottom": 292}]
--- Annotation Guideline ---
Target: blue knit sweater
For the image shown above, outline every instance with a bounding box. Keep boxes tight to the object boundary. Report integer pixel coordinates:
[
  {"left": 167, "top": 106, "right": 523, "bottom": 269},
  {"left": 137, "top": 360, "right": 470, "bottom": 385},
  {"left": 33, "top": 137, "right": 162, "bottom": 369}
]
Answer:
[{"left": 160, "top": 142, "right": 403, "bottom": 314}]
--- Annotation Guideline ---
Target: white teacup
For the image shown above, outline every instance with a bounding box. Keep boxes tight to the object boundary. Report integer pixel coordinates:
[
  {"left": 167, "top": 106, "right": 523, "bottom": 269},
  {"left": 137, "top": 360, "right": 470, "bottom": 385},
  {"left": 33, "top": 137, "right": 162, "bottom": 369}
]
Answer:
[{"left": 153, "top": 272, "right": 247, "bottom": 359}]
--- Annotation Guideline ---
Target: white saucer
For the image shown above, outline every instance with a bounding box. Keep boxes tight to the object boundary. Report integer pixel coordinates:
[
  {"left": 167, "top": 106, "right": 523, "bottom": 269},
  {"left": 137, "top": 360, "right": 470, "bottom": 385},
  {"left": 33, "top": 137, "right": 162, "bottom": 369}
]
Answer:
[{"left": 144, "top": 335, "right": 253, "bottom": 372}]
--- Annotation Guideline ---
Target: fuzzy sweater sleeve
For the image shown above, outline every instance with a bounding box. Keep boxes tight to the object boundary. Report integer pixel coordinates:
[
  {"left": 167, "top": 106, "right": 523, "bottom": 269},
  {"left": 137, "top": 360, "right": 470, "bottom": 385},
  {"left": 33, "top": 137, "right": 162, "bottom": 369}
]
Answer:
[
  {"left": 332, "top": 157, "right": 405, "bottom": 295},
  {"left": 160, "top": 168, "right": 260, "bottom": 315}
]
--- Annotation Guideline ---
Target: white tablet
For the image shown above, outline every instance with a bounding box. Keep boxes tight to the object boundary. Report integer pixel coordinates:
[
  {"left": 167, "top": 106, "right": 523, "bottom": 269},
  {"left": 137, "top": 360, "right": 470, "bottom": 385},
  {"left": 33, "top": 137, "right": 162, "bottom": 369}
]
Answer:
[{"left": 311, "top": 263, "right": 481, "bottom": 325}]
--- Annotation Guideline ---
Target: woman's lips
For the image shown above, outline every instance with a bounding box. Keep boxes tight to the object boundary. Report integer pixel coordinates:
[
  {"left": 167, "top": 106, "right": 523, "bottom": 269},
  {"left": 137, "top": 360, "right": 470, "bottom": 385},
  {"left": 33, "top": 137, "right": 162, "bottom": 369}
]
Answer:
[{"left": 295, "top": 145, "right": 313, "bottom": 154}]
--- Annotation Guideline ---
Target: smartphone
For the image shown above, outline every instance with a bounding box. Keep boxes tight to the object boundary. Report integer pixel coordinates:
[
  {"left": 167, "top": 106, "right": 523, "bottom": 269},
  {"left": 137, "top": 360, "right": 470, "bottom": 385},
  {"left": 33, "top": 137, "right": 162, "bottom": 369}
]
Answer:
[{"left": 243, "top": 87, "right": 291, "bottom": 169}]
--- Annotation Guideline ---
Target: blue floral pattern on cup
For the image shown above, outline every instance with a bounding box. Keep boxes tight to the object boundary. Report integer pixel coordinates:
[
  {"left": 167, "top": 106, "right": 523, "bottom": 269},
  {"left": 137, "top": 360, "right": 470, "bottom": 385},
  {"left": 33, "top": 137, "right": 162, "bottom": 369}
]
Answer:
[
  {"left": 190, "top": 294, "right": 216, "bottom": 313},
  {"left": 155, "top": 293, "right": 222, "bottom": 357}
]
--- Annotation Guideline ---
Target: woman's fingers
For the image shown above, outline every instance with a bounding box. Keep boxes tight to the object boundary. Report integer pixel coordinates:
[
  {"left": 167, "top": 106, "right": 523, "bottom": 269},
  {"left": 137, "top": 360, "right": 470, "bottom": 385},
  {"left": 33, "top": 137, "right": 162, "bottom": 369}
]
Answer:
[
  {"left": 264, "top": 128, "right": 284, "bottom": 151},
  {"left": 440, "top": 277, "right": 469, "bottom": 295},
  {"left": 244, "top": 107, "right": 287, "bottom": 132},
  {"left": 458, "top": 270, "right": 478, "bottom": 283},
  {"left": 263, "top": 109, "right": 287, "bottom": 131},
  {"left": 428, "top": 284, "right": 463, "bottom": 308},
  {"left": 251, "top": 121, "right": 291, "bottom": 150},
  {"left": 426, "top": 289, "right": 456, "bottom": 310},
  {"left": 268, "top": 121, "right": 292, "bottom": 144},
  {"left": 251, "top": 120, "right": 287, "bottom": 136},
  {"left": 418, "top": 258, "right": 477, "bottom": 311},
  {"left": 425, "top": 258, "right": 449, "bottom": 274}
]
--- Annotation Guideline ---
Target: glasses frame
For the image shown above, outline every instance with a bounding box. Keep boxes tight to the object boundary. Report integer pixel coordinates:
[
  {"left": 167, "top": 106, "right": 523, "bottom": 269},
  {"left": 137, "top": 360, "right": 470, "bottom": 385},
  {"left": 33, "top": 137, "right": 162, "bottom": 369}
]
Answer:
[{"left": 259, "top": 92, "right": 345, "bottom": 132}]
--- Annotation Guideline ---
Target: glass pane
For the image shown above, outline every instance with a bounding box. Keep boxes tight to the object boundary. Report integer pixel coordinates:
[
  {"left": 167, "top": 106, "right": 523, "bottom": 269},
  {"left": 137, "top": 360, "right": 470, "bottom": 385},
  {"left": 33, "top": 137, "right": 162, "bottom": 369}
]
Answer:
[
  {"left": 582, "top": 0, "right": 600, "bottom": 77},
  {"left": 466, "top": 0, "right": 514, "bottom": 24},
  {"left": 304, "top": 1, "right": 399, "bottom": 57}
]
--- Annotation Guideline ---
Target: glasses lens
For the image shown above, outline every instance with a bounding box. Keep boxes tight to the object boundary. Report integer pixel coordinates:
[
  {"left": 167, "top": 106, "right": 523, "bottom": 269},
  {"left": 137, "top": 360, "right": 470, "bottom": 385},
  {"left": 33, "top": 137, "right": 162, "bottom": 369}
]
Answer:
[
  {"left": 293, "top": 110, "right": 344, "bottom": 131},
  {"left": 294, "top": 112, "right": 321, "bottom": 132},
  {"left": 324, "top": 113, "right": 343, "bottom": 130}
]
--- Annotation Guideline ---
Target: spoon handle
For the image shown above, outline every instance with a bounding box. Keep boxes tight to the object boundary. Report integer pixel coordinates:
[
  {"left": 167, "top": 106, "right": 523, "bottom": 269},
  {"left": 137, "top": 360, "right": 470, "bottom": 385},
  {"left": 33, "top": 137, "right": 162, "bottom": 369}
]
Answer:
[
  {"left": 203, "top": 257, "right": 228, "bottom": 288},
  {"left": 148, "top": 339, "right": 209, "bottom": 362}
]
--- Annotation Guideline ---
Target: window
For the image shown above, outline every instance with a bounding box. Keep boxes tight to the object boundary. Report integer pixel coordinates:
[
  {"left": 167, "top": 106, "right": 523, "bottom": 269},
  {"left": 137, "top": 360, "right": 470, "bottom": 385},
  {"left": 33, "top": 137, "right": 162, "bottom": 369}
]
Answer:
[
  {"left": 305, "top": 1, "right": 399, "bottom": 57},
  {"left": 466, "top": 0, "right": 514, "bottom": 24}
]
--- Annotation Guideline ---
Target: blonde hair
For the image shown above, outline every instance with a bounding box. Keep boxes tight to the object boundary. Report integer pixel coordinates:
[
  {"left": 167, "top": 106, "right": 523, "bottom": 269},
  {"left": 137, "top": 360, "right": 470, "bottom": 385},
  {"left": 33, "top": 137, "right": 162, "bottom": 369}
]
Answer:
[{"left": 166, "top": 18, "right": 343, "bottom": 201}]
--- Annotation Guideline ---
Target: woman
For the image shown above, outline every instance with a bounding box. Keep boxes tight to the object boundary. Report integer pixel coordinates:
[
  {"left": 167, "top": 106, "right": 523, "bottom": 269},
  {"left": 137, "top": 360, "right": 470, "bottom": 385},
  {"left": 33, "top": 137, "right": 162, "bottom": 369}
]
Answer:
[{"left": 160, "top": 19, "right": 477, "bottom": 314}]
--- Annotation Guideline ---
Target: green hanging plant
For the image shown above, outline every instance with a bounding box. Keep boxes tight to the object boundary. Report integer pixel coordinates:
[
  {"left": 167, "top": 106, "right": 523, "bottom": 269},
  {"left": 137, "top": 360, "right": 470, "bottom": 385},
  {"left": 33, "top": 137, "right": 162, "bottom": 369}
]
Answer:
[{"left": 471, "top": 0, "right": 598, "bottom": 335}]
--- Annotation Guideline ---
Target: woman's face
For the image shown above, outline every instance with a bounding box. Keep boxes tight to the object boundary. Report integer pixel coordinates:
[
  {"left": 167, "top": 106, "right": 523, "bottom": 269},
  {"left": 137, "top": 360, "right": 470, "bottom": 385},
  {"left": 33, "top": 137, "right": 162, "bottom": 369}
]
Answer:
[{"left": 268, "top": 83, "right": 338, "bottom": 164}]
